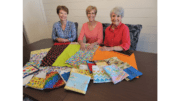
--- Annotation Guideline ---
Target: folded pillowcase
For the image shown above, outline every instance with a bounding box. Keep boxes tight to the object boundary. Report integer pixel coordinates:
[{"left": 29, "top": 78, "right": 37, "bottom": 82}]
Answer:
[
  {"left": 105, "top": 57, "right": 131, "bottom": 69},
  {"left": 86, "top": 61, "right": 95, "bottom": 73},
  {"left": 64, "top": 72, "right": 91, "bottom": 94},
  {"left": 44, "top": 71, "right": 65, "bottom": 89},
  {"left": 92, "top": 65, "right": 112, "bottom": 83},
  {"left": 25, "top": 70, "right": 47, "bottom": 90},
  {"left": 124, "top": 66, "right": 143, "bottom": 81},
  {"left": 24, "top": 61, "right": 41, "bottom": 69},
  {"left": 58, "top": 68, "right": 71, "bottom": 83},
  {"left": 70, "top": 68, "right": 93, "bottom": 79},
  {"left": 103, "top": 65, "right": 129, "bottom": 84},
  {"left": 23, "top": 66, "right": 39, "bottom": 78}
]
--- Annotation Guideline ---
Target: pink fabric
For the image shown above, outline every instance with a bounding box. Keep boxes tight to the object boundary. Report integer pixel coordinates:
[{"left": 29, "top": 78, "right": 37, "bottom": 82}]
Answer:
[{"left": 78, "top": 22, "right": 103, "bottom": 44}]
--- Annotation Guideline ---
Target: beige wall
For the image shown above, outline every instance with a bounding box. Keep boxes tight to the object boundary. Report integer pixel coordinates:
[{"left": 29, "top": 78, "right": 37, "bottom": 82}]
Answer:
[
  {"left": 24, "top": 0, "right": 157, "bottom": 53},
  {"left": 23, "top": 0, "right": 51, "bottom": 44}
]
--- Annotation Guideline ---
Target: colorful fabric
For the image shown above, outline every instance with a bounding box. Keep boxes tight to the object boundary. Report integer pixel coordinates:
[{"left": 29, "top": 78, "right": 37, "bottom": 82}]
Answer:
[
  {"left": 40, "top": 44, "right": 69, "bottom": 66},
  {"left": 103, "top": 65, "right": 129, "bottom": 84},
  {"left": 30, "top": 48, "right": 51, "bottom": 55},
  {"left": 124, "top": 66, "right": 143, "bottom": 81},
  {"left": 44, "top": 71, "right": 65, "bottom": 89},
  {"left": 92, "top": 65, "right": 112, "bottom": 83},
  {"left": 66, "top": 44, "right": 99, "bottom": 68},
  {"left": 104, "top": 22, "right": 130, "bottom": 51},
  {"left": 29, "top": 48, "right": 51, "bottom": 62},
  {"left": 105, "top": 57, "right": 131, "bottom": 69},
  {"left": 78, "top": 22, "right": 103, "bottom": 44},
  {"left": 23, "top": 66, "right": 39, "bottom": 78},
  {"left": 52, "top": 44, "right": 80, "bottom": 67},
  {"left": 64, "top": 72, "right": 91, "bottom": 94},
  {"left": 52, "top": 21, "right": 76, "bottom": 42},
  {"left": 23, "top": 75, "right": 34, "bottom": 86},
  {"left": 23, "top": 61, "right": 41, "bottom": 69},
  {"left": 95, "top": 61, "right": 108, "bottom": 66},
  {"left": 58, "top": 68, "right": 71, "bottom": 83},
  {"left": 79, "top": 64, "right": 89, "bottom": 70},
  {"left": 92, "top": 47, "right": 139, "bottom": 78},
  {"left": 86, "top": 61, "right": 95, "bottom": 73},
  {"left": 70, "top": 68, "right": 93, "bottom": 79},
  {"left": 26, "top": 77, "right": 45, "bottom": 90}
]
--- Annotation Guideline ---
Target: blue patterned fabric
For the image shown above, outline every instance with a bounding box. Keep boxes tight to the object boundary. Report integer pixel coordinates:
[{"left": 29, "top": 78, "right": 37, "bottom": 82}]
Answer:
[{"left": 52, "top": 20, "right": 76, "bottom": 42}]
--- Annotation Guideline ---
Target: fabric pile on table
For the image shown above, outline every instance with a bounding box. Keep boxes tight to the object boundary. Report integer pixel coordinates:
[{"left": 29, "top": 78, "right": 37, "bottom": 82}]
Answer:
[{"left": 23, "top": 42, "right": 143, "bottom": 94}]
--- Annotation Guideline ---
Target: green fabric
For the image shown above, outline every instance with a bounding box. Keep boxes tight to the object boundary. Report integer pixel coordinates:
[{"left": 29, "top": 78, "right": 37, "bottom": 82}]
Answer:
[{"left": 52, "top": 44, "right": 80, "bottom": 67}]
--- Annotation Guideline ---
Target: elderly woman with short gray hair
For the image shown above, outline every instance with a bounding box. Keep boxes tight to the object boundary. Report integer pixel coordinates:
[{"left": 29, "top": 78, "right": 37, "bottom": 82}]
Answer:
[{"left": 100, "top": 7, "right": 130, "bottom": 51}]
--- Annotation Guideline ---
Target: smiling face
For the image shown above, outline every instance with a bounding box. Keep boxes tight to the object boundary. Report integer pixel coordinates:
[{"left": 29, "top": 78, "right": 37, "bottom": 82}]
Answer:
[
  {"left": 111, "top": 12, "right": 121, "bottom": 26},
  {"left": 87, "top": 10, "right": 96, "bottom": 22},
  {"left": 58, "top": 10, "right": 67, "bottom": 21}
]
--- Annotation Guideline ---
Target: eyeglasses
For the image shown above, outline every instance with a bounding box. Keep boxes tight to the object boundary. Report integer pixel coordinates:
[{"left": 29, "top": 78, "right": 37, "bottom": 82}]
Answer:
[{"left": 87, "top": 13, "right": 95, "bottom": 15}]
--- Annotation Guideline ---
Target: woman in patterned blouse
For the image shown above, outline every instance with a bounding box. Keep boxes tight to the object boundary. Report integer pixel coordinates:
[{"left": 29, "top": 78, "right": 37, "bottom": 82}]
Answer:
[
  {"left": 99, "top": 7, "right": 130, "bottom": 51},
  {"left": 78, "top": 5, "right": 103, "bottom": 50},
  {"left": 52, "top": 5, "right": 76, "bottom": 42}
]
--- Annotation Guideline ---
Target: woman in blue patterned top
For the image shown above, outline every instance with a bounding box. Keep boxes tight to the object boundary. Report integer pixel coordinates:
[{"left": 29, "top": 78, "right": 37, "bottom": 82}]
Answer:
[{"left": 52, "top": 5, "right": 76, "bottom": 42}]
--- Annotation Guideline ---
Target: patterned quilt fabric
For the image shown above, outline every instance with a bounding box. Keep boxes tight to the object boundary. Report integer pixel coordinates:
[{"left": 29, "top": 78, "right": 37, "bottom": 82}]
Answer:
[
  {"left": 103, "top": 65, "right": 129, "bottom": 84},
  {"left": 26, "top": 77, "right": 45, "bottom": 90},
  {"left": 40, "top": 44, "right": 69, "bottom": 66},
  {"left": 64, "top": 72, "right": 91, "bottom": 94},
  {"left": 25, "top": 70, "right": 47, "bottom": 90},
  {"left": 70, "top": 68, "right": 93, "bottom": 79},
  {"left": 29, "top": 48, "right": 51, "bottom": 62},
  {"left": 105, "top": 57, "right": 131, "bottom": 69},
  {"left": 65, "top": 45, "right": 99, "bottom": 68},
  {"left": 23, "top": 66, "right": 39, "bottom": 78},
  {"left": 44, "top": 71, "right": 65, "bottom": 89},
  {"left": 58, "top": 68, "right": 71, "bottom": 83},
  {"left": 23, "top": 61, "right": 41, "bottom": 69},
  {"left": 92, "top": 65, "right": 112, "bottom": 83}
]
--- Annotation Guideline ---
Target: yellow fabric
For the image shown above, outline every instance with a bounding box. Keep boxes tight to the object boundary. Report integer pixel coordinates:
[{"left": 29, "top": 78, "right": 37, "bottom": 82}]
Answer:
[
  {"left": 71, "top": 68, "right": 93, "bottom": 79},
  {"left": 30, "top": 48, "right": 51, "bottom": 55},
  {"left": 26, "top": 77, "right": 45, "bottom": 89},
  {"left": 64, "top": 86, "right": 86, "bottom": 94}
]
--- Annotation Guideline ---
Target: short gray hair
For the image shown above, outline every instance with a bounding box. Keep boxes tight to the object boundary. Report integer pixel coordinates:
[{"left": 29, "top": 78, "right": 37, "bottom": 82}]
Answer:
[{"left": 110, "top": 7, "right": 124, "bottom": 18}]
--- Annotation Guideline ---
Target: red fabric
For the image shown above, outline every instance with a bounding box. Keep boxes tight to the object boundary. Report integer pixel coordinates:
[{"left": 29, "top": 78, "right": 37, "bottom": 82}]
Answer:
[
  {"left": 104, "top": 22, "right": 131, "bottom": 51},
  {"left": 54, "top": 42, "right": 70, "bottom": 46},
  {"left": 87, "top": 63, "right": 95, "bottom": 72}
]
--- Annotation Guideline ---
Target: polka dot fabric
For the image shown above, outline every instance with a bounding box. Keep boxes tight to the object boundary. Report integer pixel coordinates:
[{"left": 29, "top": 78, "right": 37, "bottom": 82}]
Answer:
[{"left": 40, "top": 44, "right": 69, "bottom": 66}]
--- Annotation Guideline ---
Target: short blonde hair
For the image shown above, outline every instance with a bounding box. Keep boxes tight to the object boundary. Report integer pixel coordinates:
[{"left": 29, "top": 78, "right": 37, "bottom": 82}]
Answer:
[{"left": 86, "top": 5, "right": 97, "bottom": 15}]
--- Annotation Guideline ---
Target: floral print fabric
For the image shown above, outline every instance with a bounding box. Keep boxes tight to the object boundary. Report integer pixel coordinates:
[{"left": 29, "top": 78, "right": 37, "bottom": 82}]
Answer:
[
  {"left": 103, "top": 65, "right": 129, "bottom": 84},
  {"left": 66, "top": 44, "right": 99, "bottom": 68}
]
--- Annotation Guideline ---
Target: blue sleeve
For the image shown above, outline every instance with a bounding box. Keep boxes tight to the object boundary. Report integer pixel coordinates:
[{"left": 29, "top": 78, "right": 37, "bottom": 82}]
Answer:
[
  {"left": 68, "top": 22, "right": 76, "bottom": 42},
  {"left": 52, "top": 24, "right": 58, "bottom": 41}
]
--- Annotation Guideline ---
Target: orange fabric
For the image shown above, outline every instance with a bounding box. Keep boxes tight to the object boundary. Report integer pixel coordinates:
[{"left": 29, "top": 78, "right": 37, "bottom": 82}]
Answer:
[{"left": 92, "top": 47, "right": 139, "bottom": 78}]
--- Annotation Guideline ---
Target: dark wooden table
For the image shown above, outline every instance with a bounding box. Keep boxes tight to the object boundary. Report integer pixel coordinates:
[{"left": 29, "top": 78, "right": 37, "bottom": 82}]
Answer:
[{"left": 23, "top": 39, "right": 157, "bottom": 101}]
